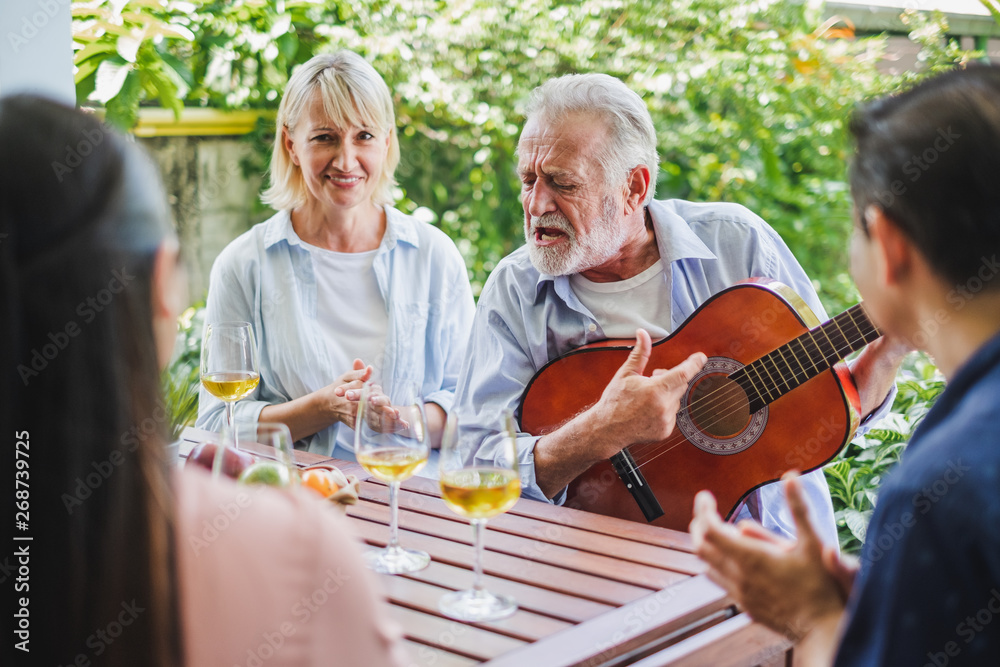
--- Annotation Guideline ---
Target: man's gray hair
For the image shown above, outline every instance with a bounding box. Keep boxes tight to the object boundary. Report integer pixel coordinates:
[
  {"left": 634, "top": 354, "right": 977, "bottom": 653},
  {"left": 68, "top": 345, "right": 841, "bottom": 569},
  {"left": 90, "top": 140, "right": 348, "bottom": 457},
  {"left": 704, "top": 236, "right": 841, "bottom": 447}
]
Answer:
[{"left": 524, "top": 73, "right": 659, "bottom": 204}]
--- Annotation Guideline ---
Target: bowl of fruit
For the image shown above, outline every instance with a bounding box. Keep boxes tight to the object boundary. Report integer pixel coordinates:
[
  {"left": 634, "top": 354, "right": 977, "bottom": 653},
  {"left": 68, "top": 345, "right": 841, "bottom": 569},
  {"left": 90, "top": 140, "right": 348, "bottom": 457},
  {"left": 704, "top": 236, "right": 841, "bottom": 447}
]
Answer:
[
  {"left": 185, "top": 442, "right": 257, "bottom": 479},
  {"left": 300, "top": 465, "right": 361, "bottom": 508}
]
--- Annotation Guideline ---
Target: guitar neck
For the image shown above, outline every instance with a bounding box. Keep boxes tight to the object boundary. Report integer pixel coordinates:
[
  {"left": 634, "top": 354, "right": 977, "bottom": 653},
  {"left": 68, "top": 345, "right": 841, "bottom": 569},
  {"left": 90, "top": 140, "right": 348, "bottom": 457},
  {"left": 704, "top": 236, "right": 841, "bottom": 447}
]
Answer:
[{"left": 730, "top": 303, "right": 881, "bottom": 412}]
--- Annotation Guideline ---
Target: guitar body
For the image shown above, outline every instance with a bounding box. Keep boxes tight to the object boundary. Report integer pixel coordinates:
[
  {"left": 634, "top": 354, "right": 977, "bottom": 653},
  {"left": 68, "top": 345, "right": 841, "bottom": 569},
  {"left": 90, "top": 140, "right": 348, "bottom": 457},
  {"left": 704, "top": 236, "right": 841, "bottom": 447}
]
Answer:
[{"left": 519, "top": 279, "right": 862, "bottom": 532}]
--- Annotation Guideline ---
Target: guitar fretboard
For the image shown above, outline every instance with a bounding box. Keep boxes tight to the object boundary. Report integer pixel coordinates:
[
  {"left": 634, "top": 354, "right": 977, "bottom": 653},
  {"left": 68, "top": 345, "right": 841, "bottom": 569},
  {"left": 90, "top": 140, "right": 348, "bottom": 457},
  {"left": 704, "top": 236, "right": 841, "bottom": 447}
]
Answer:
[{"left": 729, "top": 304, "right": 881, "bottom": 413}]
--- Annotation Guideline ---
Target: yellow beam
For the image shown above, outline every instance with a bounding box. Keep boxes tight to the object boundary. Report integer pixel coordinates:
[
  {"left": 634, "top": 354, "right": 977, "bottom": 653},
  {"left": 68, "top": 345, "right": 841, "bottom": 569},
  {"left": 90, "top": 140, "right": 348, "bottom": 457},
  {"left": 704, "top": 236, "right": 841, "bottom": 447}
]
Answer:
[{"left": 92, "top": 107, "right": 275, "bottom": 137}]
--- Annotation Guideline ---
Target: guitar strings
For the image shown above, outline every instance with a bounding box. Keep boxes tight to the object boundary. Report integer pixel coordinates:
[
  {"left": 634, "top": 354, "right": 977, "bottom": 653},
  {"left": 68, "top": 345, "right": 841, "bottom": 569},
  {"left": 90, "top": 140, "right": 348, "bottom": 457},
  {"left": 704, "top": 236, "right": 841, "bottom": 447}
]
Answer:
[
  {"left": 625, "top": 324, "right": 877, "bottom": 471},
  {"left": 627, "top": 321, "right": 873, "bottom": 468},
  {"left": 627, "top": 325, "right": 874, "bottom": 471},
  {"left": 627, "top": 315, "right": 878, "bottom": 461}
]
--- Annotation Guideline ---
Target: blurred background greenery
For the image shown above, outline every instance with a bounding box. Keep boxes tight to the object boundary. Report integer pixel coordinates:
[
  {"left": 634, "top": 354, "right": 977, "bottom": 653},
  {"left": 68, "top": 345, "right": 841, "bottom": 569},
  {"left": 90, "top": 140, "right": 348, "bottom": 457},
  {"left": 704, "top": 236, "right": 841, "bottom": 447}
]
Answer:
[{"left": 73, "top": 0, "right": 987, "bottom": 551}]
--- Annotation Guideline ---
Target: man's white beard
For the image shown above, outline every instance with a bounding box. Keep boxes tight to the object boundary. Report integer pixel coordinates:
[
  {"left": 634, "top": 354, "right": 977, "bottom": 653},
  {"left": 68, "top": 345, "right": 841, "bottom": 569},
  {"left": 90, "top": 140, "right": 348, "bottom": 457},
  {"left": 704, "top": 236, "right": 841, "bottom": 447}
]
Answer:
[{"left": 525, "top": 196, "right": 626, "bottom": 276}]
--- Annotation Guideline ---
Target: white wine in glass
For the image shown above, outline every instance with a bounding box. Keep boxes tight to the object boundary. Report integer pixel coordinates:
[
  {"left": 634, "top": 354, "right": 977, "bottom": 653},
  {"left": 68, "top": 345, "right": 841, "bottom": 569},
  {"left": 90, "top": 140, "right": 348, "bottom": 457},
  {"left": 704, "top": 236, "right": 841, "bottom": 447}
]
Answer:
[
  {"left": 438, "top": 411, "right": 521, "bottom": 622},
  {"left": 201, "top": 322, "right": 260, "bottom": 450},
  {"left": 355, "top": 381, "right": 431, "bottom": 574}
]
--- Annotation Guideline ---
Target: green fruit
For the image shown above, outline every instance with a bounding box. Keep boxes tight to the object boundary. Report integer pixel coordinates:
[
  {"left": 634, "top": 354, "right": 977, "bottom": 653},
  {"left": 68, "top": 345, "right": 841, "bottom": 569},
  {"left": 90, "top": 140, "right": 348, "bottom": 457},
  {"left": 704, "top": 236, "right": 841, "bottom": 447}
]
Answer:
[{"left": 238, "top": 461, "right": 292, "bottom": 487}]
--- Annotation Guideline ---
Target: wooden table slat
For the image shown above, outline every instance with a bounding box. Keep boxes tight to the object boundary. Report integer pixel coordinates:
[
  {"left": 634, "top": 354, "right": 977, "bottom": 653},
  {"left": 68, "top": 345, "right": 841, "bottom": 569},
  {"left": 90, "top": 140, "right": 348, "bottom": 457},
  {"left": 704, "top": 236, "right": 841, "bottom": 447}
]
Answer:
[
  {"left": 350, "top": 496, "right": 687, "bottom": 590},
  {"left": 388, "top": 604, "right": 527, "bottom": 661},
  {"left": 627, "top": 613, "right": 793, "bottom": 667},
  {"left": 392, "top": 474, "right": 696, "bottom": 552},
  {"left": 481, "top": 575, "right": 732, "bottom": 667},
  {"left": 402, "top": 561, "right": 615, "bottom": 624},
  {"left": 358, "top": 481, "right": 706, "bottom": 575},
  {"left": 401, "top": 639, "right": 480, "bottom": 667},
  {"left": 380, "top": 574, "right": 573, "bottom": 642},
  {"left": 349, "top": 514, "right": 652, "bottom": 607}
]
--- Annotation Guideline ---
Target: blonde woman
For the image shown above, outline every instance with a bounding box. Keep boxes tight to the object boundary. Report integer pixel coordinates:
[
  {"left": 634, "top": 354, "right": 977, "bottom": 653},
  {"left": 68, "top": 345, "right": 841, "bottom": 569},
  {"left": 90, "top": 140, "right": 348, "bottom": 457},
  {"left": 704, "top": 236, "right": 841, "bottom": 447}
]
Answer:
[{"left": 198, "top": 51, "right": 475, "bottom": 459}]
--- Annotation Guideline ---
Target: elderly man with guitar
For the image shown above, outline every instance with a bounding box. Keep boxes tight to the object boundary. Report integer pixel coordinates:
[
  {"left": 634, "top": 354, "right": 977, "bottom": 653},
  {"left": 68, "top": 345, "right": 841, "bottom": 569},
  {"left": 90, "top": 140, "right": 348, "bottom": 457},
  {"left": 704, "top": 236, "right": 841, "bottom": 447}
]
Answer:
[{"left": 453, "top": 72, "right": 908, "bottom": 541}]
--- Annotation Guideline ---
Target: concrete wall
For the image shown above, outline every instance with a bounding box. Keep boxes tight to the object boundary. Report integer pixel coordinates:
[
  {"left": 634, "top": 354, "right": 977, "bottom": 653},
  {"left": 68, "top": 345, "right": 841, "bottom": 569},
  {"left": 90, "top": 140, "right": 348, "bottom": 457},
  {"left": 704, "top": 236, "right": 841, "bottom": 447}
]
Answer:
[{"left": 138, "top": 135, "right": 273, "bottom": 307}]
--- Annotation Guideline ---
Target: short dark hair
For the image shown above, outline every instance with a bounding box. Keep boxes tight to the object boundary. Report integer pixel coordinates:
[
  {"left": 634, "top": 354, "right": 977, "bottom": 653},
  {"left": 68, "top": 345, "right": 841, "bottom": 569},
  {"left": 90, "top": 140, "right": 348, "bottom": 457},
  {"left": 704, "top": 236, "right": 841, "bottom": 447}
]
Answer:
[
  {"left": 0, "top": 95, "right": 181, "bottom": 665},
  {"left": 849, "top": 66, "right": 1000, "bottom": 289}
]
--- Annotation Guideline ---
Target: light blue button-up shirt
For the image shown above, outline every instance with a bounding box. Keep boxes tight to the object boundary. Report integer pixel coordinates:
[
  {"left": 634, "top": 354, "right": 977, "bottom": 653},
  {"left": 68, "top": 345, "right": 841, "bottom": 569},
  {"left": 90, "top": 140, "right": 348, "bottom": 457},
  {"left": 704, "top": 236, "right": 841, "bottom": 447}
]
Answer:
[
  {"left": 454, "top": 198, "right": 892, "bottom": 544},
  {"left": 197, "top": 206, "right": 476, "bottom": 459}
]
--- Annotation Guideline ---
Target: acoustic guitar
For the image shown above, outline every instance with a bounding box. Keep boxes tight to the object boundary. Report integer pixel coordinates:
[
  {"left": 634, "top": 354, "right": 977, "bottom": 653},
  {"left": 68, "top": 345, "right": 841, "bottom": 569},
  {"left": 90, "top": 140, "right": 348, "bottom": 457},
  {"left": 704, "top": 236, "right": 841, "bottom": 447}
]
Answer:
[{"left": 519, "top": 278, "right": 882, "bottom": 532}]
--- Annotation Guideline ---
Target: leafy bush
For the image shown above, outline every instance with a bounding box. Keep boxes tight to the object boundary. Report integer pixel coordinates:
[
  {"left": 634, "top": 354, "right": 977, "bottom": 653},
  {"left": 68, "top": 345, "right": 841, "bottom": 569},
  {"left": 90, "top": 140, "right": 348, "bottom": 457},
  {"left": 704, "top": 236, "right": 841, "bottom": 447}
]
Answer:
[
  {"left": 72, "top": 0, "right": 195, "bottom": 129},
  {"left": 74, "top": 3, "right": 980, "bottom": 308},
  {"left": 825, "top": 354, "right": 946, "bottom": 553},
  {"left": 161, "top": 302, "right": 205, "bottom": 441}
]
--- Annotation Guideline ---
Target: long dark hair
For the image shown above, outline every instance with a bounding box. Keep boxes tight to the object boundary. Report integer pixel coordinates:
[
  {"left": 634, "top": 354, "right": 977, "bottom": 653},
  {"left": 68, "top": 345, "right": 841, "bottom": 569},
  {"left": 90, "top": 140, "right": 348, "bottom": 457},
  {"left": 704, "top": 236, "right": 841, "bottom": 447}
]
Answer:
[{"left": 0, "top": 96, "right": 182, "bottom": 665}]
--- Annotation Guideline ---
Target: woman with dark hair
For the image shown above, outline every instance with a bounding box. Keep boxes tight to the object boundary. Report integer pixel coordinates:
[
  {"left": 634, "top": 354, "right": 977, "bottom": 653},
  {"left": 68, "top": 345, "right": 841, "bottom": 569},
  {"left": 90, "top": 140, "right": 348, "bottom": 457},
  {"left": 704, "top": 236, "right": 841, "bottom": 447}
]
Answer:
[{"left": 1, "top": 95, "right": 406, "bottom": 665}]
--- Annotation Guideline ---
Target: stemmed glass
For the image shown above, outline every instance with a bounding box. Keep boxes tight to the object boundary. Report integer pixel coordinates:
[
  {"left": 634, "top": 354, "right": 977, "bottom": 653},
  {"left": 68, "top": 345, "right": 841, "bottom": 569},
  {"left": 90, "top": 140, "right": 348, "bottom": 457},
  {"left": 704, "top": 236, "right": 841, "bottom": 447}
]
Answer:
[
  {"left": 209, "top": 421, "right": 297, "bottom": 482},
  {"left": 201, "top": 321, "right": 260, "bottom": 450},
  {"left": 354, "top": 381, "right": 431, "bottom": 574},
  {"left": 237, "top": 422, "right": 297, "bottom": 479},
  {"left": 438, "top": 411, "right": 521, "bottom": 621}
]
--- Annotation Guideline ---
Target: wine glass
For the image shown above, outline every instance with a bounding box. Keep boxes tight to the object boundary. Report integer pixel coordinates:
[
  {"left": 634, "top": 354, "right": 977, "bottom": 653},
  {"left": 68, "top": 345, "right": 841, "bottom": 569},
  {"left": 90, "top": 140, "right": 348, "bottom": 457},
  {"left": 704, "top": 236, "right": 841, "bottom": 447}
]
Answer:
[
  {"left": 233, "top": 422, "right": 297, "bottom": 483},
  {"left": 354, "top": 381, "right": 431, "bottom": 574},
  {"left": 438, "top": 411, "right": 521, "bottom": 622},
  {"left": 201, "top": 321, "right": 260, "bottom": 450}
]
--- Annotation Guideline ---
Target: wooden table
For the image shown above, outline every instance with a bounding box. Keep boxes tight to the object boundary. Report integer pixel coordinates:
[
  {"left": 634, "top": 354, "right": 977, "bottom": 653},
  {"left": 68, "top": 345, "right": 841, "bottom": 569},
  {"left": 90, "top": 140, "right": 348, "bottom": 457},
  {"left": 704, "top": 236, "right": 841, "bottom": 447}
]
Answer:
[{"left": 179, "top": 427, "right": 792, "bottom": 666}]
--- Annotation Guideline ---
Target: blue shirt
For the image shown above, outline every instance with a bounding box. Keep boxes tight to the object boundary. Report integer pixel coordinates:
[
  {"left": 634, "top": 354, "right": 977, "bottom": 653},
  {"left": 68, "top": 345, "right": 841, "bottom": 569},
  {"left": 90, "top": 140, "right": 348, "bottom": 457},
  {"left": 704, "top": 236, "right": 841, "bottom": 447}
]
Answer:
[
  {"left": 834, "top": 331, "right": 1000, "bottom": 666},
  {"left": 196, "top": 207, "right": 476, "bottom": 458},
  {"left": 454, "top": 198, "right": 891, "bottom": 543}
]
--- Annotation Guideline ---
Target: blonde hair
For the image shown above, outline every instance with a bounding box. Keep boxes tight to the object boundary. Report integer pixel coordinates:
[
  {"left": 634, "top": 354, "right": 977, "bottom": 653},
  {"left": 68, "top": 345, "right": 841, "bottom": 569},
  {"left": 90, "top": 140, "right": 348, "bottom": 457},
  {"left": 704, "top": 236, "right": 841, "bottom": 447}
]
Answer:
[{"left": 262, "top": 51, "right": 400, "bottom": 210}]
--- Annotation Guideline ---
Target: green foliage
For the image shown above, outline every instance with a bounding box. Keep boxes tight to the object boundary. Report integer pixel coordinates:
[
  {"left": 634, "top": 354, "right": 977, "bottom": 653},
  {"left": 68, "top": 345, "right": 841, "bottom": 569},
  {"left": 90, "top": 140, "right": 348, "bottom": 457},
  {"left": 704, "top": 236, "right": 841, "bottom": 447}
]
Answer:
[
  {"left": 825, "top": 354, "right": 946, "bottom": 554},
  {"left": 902, "top": 9, "right": 985, "bottom": 73},
  {"left": 984, "top": 0, "right": 1000, "bottom": 26},
  {"left": 72, "top": 1, "right": 195, "bottom": 130},
  {"left": 74, "top": 0, "right": 978, "bottom": 306},
  {"left": 160, "top": 302, "right": 205, "bottom": 441}
]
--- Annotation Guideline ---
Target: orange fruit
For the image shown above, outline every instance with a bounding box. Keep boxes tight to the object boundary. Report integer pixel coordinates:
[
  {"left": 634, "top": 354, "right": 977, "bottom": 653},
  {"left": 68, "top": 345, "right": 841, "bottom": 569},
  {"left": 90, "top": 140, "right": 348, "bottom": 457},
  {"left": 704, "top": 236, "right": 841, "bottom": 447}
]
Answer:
[{"left": 301, "top": 468, "right": 341, "bottom": 498}]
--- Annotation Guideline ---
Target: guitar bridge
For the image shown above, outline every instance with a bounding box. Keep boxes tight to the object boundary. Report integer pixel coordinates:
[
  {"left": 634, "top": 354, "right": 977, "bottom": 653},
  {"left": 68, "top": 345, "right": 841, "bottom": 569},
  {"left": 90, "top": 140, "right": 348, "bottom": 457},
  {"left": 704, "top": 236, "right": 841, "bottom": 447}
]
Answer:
[{"left": 609, "top": 449, "right": 664, "bottom": 522}]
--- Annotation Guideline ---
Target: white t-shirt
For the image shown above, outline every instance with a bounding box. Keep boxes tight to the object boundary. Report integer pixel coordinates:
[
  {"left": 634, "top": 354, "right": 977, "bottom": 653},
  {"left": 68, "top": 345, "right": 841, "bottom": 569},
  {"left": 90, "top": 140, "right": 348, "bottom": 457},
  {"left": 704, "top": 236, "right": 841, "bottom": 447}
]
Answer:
[
  {"left": 569, "top": 260, "right": 670, "bottom": 339},
  {"left": 309, "top": 243, "right": 388, "bottom": 455}
]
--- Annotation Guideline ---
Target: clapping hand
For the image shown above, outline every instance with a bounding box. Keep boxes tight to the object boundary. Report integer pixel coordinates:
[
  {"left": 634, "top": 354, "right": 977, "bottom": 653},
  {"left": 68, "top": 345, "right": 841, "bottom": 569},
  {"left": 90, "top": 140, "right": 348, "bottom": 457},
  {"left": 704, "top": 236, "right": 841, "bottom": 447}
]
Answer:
[{"left": 689, "top": 473, "right": 852, "bottom": 642}]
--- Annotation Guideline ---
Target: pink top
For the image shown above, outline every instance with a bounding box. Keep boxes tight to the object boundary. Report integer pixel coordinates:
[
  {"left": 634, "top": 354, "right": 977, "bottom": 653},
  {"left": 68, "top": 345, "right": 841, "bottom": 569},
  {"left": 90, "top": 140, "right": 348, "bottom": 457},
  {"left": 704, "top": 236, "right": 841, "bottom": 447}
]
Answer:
[{"left": 175, "top": 467, "right": 408, "bottom": 666}]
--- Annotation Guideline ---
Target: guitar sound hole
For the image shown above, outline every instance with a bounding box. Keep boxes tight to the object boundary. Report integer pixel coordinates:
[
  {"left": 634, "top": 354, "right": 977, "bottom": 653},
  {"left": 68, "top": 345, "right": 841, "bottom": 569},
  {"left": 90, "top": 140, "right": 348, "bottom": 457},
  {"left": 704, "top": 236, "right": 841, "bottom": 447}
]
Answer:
[{"left": 687, "top": 374, "right": 751, "bottom": 439}]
